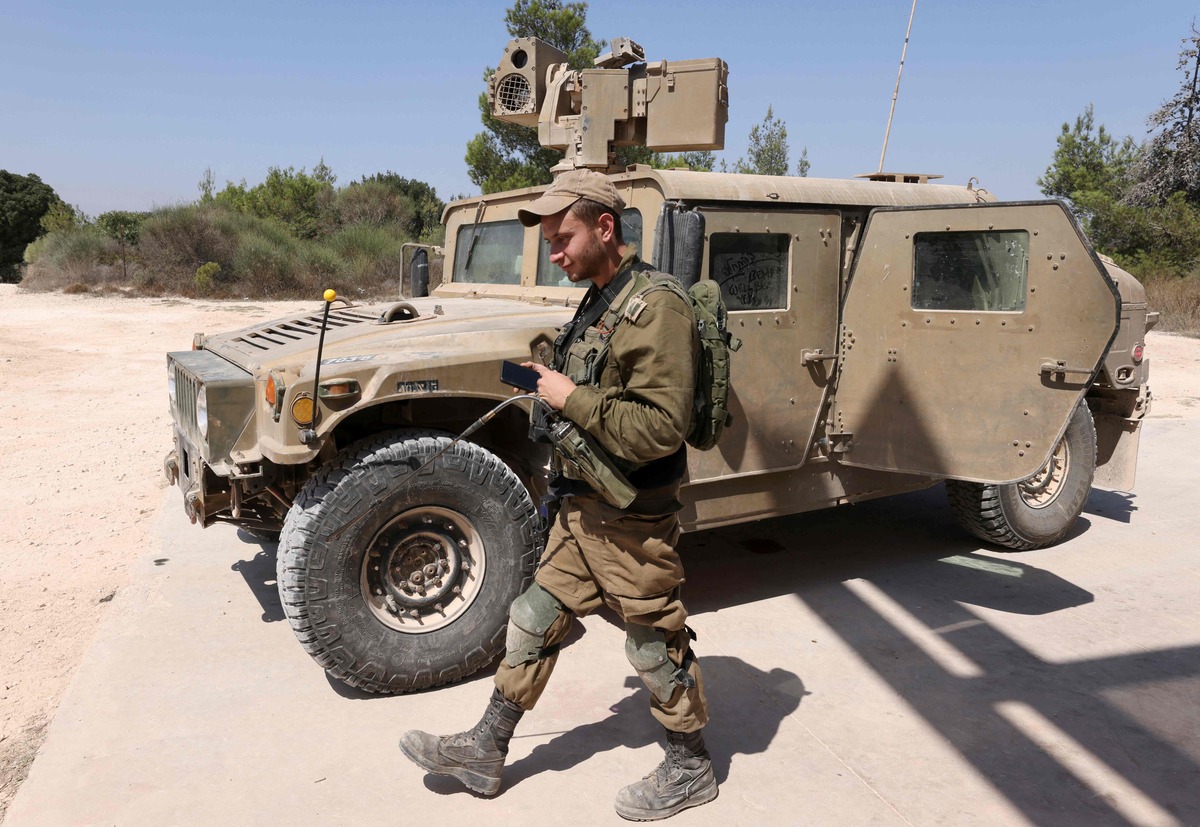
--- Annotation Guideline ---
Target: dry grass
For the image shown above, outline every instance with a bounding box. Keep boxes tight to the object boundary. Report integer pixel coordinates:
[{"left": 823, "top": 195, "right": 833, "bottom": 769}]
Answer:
[{"left": 1145, "top": 277, "right": 1200, "bottom": 336}]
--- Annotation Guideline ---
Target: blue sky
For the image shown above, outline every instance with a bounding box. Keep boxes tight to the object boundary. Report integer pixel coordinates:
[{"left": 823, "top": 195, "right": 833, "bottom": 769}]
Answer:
[{"left": 2, "top": 1, "right": 1195, "bottom": 215}]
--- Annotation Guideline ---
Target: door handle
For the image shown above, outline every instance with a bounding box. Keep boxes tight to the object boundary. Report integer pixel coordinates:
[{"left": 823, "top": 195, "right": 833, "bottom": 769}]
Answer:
[
  {"left": 802, "top": 348, "right": 838, "bottom": 366},
  {"left": 1039, "top": 360, "right": 1093, "bottom": 378}
]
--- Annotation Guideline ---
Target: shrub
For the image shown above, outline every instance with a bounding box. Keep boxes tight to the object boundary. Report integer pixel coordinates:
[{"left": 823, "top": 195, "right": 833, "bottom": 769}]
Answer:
[
  {"left": 301, "top": 243, "right": 345, "bottom": 283},
  {"left": 335, "top": 180, "right": 414, "bottom": 229},
  {"left": 1146, "top": 276, "right": 1200, "bottom": 335},
  {"left": 232, "top": 228, "right": 304, "bottom": 296},
  {"left": 19, "top": 226, "right": 122, "bottom": 291},
  {"left": 138, "top": 204, "right": 234, "bottom": 291},
  {"left": 324, "top": 223, "right": 406, "bottom": 297},
  {"left": 194, "top": 261, "right": 221, "bottom": 292}
]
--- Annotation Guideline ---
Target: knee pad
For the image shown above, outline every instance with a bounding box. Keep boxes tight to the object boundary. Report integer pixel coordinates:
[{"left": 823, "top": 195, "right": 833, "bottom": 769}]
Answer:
[
  {"left": 626, "top": 625, "right": 694, "bottom": 703},
  {"left": 504, "top": 583, "right": 566, "bottom": 667}
]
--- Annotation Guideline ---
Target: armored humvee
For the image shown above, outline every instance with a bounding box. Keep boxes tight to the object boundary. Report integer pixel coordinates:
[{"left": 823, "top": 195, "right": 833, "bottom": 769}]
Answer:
[{"left": 164, "top": 37, "right": 1156, "bottom": 694}]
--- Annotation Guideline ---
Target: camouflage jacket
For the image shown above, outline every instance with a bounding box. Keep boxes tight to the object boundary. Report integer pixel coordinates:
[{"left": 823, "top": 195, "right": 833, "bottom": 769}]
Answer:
[{"left": 559, "top": 248, "right": 699, "bottom": 485}]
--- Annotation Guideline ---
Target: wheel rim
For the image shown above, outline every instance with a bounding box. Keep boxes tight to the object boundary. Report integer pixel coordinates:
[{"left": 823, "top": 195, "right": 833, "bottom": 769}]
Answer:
[
  {"left": 1018, "top": 437, "right": 1071, "bottom": 509},
  {"left": 360, "top": 505, "right": 486, "bottom": 633}
]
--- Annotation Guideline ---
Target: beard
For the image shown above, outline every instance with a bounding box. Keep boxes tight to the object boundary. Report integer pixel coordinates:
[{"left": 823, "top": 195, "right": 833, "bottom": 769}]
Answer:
[{"left": 565, "top": 232, "right": 609, "bottom": 284}]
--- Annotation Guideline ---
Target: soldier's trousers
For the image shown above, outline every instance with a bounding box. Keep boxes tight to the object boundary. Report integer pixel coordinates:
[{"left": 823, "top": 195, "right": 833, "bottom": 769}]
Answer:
[{"left": 494, "top": 488, "right": 708, "bottom": 733}]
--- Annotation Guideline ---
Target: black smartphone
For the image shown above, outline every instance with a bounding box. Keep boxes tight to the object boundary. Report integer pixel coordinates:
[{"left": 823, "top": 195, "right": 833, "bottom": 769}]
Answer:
[{"left": 501, "top": 360, "right": 541, "bottom": 393}]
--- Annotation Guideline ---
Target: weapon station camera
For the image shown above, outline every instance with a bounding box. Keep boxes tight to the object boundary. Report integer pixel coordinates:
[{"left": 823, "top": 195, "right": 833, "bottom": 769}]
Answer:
[{"left": 489, "top": 36, "right": 729, "bottom": 172}]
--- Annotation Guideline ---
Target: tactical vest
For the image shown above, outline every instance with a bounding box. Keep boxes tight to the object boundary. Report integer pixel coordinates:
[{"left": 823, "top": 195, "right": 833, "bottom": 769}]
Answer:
[{"left": 555, "top": 262, "right": 740, "bottom": 454}]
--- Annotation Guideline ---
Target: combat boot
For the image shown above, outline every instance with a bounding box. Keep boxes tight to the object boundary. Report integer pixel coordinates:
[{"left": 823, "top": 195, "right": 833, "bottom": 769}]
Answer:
[
  {"left": 614, "top": 728, "right": 718, "bottom": 820},
  {"left": 398, "top": 688, "right": 524, "bottom": 795}
]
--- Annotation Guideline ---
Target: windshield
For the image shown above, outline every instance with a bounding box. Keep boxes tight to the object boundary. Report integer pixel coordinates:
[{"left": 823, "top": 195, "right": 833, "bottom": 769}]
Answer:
[{"left": 453, "top": 219, "right": 524, "bottom": 285}]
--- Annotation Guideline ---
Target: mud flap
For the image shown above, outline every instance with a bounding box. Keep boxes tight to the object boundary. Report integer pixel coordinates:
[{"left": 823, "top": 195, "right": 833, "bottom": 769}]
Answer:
[{"left": 1092, "top": 414, "right": 1142, "bottom": 491}]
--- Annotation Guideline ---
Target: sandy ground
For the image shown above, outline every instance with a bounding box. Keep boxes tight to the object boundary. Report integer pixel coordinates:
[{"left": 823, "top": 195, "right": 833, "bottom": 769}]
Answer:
[
  {"left": 0, "top": 284, "right": 316, "bottom": 819},
  {"left": 0, "top": 283, "right": 1197, "bottom": 820}
]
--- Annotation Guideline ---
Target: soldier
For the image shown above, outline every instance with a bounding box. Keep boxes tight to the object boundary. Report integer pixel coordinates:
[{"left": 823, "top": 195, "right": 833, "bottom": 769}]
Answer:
[{"left": 398, "top": 169, "right": 716, "bottom": 820}]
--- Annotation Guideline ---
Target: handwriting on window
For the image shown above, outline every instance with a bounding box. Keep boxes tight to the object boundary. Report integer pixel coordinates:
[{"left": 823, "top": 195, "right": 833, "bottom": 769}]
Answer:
[{"left": 713, "top": 252, "right": 786, "bottom": 310}]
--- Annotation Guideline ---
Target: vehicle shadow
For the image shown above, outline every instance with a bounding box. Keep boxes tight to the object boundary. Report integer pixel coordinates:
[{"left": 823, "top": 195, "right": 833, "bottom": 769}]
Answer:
[
  {"left": 227, "top": 482, "right": 1197, "bottom": 821},
  {"left": 1084, "top": 487, "right": 1138, "bottom": 524},
  {"left": 230, "top": 534, "right": 283, "bottom": 623},
  {"left": 676, "top": 485, "right": 1200, "bottom": 825}
]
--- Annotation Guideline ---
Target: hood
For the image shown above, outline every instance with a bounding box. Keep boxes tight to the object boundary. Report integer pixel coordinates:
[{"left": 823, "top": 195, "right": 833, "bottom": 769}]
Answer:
[{"left": 199, "top": 295, "right": 575, "bottom": 373}]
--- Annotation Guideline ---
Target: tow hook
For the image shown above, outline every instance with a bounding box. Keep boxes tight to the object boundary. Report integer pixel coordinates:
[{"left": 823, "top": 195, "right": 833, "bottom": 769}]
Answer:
[{"left": 164, "top": 450, "right": 179, "bottom": 486}]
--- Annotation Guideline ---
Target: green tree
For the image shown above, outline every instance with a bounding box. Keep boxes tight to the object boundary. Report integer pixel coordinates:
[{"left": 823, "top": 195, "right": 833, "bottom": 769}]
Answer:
[
  {"left": 96, "top": 210, "right": 145, "bottom": 280},
  {"left": 795, "top": 147, "right": 811, "bottom": 177},
  {"left": 0, "top": 171, "right": 61, "bottom": 281},
  {"left": 733, "top": 106, "right": 791, "bottom": 176},
  {"left": 466, "top": 0, "right": 603, "bottom": 193},
  {"left": 1039, "top": 99, "right": 1200, "bottom": 280},
  {"left": 669, "top": 151, "right": 716, "bottom": 172},
  {"left": 357, "top": 172, "right": 446, "bottom": 241},
  {"left": 198, "top": 167, "right": 216, "bottom": 203},
  {"left": 1038, "top": 103, "right": 1139, "bottom": 212},
  {"left": 215, "top": 161, "right": 337, "bottom": 239},
  {"left": 1128, "top": 25, "right": 1200, "bottom": 206},
  {"left": 40, "top": 201, "right": 88, "bottom": 234}
]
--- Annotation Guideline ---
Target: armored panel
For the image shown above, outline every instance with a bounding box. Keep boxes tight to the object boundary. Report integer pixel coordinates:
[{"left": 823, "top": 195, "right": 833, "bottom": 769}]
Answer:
[
  {"left": 686, "top": 209, "right": 841, "bottom": 483},
  {"left": 833, "top": 201, "right": 1119, "bottom": 484},
  {"left": 643, "top": 59, "right": 728, "bottom": 151}
]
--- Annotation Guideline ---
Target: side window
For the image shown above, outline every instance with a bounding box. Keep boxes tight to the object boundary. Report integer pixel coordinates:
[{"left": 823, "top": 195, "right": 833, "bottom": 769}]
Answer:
[
  {"left": 709, "top": 232, "right": 789, "bottom": 311},
  {"left": 536, "top": 208, "right": 644, "bottom": 287},
  {"left": 912, "top": 231, "right": 1029, "bottom": 312},
  {"left": 453, "top": 220, "right": 524, "bottom": 285}
]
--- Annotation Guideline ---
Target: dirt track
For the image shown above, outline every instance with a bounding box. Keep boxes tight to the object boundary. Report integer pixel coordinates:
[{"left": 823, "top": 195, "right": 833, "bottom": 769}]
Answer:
[
  {"left": 0, "top": 283, "right": 1197, "bottom": 820},
  {"left": 0, "top": 285, "right": 315, "bottom": 819}
]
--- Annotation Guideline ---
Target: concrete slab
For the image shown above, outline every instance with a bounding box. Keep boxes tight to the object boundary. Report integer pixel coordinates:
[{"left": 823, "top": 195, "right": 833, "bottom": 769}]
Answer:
[{"left": 8, "top": 420, "right": 1200, "bottom": 826}]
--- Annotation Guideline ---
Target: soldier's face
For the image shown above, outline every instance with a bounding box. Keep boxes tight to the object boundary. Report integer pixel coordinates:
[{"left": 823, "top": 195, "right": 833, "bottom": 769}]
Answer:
[{"left": 541, "top": 208, "right": 612, "bottom": 286}]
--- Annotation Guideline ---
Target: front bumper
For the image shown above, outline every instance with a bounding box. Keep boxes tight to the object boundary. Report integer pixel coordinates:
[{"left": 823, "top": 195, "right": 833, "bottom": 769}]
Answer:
[{"left": 164, "top": 427, "right": 224, "bottom": 525}]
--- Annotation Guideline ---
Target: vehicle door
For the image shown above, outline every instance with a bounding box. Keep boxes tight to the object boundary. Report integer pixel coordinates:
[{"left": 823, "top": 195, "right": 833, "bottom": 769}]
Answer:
[
  {"left": 832, "top": 201, "right": 1119, "bottom": 483},
  {"left": 687, "top": 209, "right": 841, "bottom": 483}
]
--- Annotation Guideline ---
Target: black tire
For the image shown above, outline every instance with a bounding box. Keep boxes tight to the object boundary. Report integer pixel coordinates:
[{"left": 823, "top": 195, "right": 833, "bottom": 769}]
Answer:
[
  {"left": 276, "top": 430, "right": 539, "bottom": 694},
  {"left": 947, "top": 403, "right": 1097, "bottom": 550}
]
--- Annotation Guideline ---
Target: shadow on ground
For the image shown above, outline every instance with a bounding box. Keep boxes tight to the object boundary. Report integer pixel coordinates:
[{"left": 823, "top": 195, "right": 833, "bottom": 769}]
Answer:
[
  {"left": 228, "top": 483, "right": 1198, "bottom": 823},
  {"left": 678, "top": 485, "right": 1199, "bottom": 826}
]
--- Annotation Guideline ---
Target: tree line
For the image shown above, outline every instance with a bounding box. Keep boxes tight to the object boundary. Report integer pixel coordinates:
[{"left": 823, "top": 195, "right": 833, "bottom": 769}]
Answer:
[
  {"left": 1038, "top": 23, "right": 1200, "bottom": 284},
  {"left": 4, "top": 162, "right": 446, "bottom": 297}
]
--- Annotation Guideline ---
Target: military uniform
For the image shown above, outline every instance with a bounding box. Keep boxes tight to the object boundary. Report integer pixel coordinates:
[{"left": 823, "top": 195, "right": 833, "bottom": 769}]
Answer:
[
  {"left": 399, "top": 170, "right": 717, "bottom": 820},
  {"left": 494, "top": 246, "right": 707, "bottom": 733}
]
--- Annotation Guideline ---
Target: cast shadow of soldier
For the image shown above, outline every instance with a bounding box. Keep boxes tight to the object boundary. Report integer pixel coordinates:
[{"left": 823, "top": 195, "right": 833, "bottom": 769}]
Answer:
[{"left": 422, "top": 657, "right": 807, "bottom": 795}]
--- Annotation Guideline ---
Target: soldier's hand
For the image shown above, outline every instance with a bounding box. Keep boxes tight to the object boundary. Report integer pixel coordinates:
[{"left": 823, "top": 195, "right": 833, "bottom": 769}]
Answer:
[{"left": 522, "top": 362, "right": 576, "bottom": 411}]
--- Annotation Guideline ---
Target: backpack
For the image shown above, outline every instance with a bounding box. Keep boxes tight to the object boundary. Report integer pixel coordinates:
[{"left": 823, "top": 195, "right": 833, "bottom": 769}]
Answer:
[{"left": 607, "top": 268, "right": 742, "bottom": 451}]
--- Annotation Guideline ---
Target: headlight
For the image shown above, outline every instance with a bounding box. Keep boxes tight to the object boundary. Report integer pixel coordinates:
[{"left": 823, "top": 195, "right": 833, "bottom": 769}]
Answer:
[
  {"left": 167, "top": 365, "right": 176, "bottom": 406},
  {"left": 196, "top": 386, "right": 209, "bottom": 438}
]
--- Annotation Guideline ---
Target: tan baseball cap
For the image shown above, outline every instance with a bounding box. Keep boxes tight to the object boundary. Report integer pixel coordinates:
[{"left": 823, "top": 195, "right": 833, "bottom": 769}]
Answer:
[{"left": 517, "top": 169, "right": 626, "bottom": 227}]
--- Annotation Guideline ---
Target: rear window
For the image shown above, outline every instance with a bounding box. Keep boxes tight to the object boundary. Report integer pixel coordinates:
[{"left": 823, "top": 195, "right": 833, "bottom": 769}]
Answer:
[
  {"left": 709, "top": 232, "right": 790, "bottom": 311},
  {"left": 453, "top": 220, "right": 523, "bottom": 285},
  {"left": 912, "top": 231, "right": 1029, "bottom": 312}
]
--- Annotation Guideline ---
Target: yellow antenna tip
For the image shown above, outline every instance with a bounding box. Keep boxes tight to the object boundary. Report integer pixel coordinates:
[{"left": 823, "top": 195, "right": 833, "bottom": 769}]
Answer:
[{"left": 323, "top": 289, "right": 337, "bottom": 303}]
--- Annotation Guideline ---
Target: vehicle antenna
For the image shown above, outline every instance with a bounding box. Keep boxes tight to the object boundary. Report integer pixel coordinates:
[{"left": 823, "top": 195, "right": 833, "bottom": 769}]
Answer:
[
  {"left": 299, "top": 289, "right": 337, "bottom": 444},
  {"left": 878, "top": 0, "right": 918, "bottom": 173}
]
